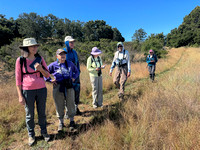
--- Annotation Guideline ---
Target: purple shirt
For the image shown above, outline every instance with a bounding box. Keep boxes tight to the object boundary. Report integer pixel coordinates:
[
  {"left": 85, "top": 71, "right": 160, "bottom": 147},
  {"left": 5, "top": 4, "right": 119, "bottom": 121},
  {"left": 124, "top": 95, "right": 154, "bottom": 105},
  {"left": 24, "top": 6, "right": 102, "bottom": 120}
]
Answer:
[{"left": 45, "top": 60, "right": 79, "bottom": 83}]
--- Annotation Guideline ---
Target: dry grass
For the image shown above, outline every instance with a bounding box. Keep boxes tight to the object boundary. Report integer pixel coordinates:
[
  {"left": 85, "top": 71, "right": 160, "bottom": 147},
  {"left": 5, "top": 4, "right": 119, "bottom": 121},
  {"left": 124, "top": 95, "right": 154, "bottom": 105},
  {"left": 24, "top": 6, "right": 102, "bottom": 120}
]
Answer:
[{"left": 1, "top": 47, "right": 200, "bottom": 150}]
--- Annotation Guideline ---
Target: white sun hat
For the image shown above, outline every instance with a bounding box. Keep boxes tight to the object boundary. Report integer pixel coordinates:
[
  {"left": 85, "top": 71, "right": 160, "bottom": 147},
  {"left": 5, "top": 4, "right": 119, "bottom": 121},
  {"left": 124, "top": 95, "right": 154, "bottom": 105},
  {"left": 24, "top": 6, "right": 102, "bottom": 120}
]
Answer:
[
  {"left": 64, "top": 36, "right": 75, "bottom": 42},
  {"left": 19, "top": 38, "right": 40, "bottom": 48}
]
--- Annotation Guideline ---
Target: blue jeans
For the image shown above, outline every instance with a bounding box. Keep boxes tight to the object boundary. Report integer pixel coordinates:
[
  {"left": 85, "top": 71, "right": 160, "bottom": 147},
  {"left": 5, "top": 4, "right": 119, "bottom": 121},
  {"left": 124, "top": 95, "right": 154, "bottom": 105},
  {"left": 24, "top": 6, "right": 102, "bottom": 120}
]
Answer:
[{"left": 23, "top": 88, "right": 47, "bottom": 137}]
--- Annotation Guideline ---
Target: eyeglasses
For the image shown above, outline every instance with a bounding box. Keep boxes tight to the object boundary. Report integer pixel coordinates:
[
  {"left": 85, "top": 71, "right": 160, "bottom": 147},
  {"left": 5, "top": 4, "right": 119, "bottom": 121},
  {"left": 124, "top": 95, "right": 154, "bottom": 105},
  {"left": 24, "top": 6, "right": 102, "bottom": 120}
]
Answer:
[{"left": 118, "top": 46, "right": 123, "bottom": 48}]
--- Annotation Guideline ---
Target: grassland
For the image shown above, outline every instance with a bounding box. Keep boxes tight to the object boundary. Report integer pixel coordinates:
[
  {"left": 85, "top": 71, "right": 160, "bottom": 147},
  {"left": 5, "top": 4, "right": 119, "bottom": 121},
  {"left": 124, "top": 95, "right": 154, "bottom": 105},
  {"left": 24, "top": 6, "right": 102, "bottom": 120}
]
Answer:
[{"left": 0, "top": 47, "right": 200, "bottom": 150}]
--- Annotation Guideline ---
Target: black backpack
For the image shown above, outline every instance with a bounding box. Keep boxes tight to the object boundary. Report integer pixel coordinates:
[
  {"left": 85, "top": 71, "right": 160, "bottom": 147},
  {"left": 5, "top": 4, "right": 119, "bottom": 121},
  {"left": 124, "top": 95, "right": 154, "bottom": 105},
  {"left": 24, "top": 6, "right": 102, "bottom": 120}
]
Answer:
[
  {"left": 91, "top": 55, "right": 102, "bottom": 76},
  {"left": 19, "top": 55, "right": 45, "bottom": 82}
]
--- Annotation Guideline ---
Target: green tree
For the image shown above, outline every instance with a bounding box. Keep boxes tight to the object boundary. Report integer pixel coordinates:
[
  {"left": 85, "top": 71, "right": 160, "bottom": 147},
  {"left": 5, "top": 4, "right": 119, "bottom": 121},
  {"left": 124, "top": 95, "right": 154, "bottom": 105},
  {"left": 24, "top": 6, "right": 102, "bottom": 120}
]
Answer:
[
  {"left": 132, "top": 28, "right": 147, "bottom": 42},
  {"left": 82, "top": 20, "right": 114, "bottom": 41},
  {"left": 142, "top": 33, "right": 167, "bottom": 58},
  {"left": 17, "top": 13, "right": 51, "bottom": 41},
  {"left": 167, "top": 6, "right": 200, "bottom": 47},
  {"left": 131, "top": 28, "right": 147, "bottom": 51},
  {"left": 0, "top": 15, "right": 20, "bottom": 47},
  {"left": 112, "top": 28, "right": 125, "bottom": 42}
]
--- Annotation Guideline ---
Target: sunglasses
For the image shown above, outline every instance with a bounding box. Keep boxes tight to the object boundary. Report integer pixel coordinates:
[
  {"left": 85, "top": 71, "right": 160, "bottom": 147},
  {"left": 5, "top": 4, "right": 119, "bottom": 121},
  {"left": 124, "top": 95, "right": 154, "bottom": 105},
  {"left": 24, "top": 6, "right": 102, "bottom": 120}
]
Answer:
[{"left": 118, "top": 46, "right": 123, "bottom": 48}]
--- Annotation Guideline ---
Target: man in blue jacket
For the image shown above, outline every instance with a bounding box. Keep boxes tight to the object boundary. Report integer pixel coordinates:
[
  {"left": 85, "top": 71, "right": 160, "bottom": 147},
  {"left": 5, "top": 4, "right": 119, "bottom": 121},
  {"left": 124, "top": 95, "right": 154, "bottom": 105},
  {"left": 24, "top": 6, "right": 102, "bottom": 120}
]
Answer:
[
  {"left": 146, "top": 49, "right": 158, "bottom": 82},
  {"left": 63, "top": 36, "right": 82, "bottom": 115}
]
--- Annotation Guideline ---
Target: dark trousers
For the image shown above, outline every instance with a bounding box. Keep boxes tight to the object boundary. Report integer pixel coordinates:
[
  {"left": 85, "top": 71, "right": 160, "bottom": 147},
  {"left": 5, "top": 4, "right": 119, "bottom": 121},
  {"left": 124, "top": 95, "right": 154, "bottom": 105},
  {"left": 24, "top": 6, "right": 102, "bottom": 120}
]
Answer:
[
  {"left": 148, "top": 65, "right": 156, "bottom": 80},
  {"left": 23, "top": 88, "right": 47, "bottom": 137}
]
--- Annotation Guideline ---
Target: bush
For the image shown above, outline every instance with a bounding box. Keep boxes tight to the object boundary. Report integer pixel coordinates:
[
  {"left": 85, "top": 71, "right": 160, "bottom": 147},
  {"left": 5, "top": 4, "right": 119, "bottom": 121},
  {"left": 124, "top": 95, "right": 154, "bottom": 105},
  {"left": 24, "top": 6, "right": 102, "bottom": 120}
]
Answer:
[{"left": 141, "top": 34, "right": 167, "bottom": 58}]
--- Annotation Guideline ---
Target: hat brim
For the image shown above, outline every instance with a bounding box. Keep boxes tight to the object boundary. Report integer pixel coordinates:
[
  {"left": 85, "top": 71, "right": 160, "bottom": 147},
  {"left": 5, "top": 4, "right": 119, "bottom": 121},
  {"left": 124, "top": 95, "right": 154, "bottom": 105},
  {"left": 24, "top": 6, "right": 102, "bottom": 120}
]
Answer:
[
  {"left": 91, "top": 51, "right": 102, "bottom": 55},
  {"left": 19, "top": 44, "right": 40, "bottom": 49},
  {"left": 57, "top": 51, "right": 67, "bottom": 55},
  {"left": 68, "top": 39, "right": 75, "bottom": 42}
]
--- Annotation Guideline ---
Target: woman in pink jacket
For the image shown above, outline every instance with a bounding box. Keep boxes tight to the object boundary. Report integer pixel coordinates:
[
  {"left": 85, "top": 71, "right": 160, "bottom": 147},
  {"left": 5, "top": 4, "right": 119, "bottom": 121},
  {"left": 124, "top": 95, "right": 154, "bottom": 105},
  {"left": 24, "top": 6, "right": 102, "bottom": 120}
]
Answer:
[{"left": 15, "top": 38, "right": 50, "bottom": 146}]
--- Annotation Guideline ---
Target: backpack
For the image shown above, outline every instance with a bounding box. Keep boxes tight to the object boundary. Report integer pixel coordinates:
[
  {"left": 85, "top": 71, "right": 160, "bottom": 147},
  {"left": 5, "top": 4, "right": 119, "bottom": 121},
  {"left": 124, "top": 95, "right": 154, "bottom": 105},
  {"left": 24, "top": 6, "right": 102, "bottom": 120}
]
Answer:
[
  {"left": 19, "top": 55, "right": 45, "bottom": 82},
  {"left": 91, "top": 55, "right": 102, "bottom": 76}
]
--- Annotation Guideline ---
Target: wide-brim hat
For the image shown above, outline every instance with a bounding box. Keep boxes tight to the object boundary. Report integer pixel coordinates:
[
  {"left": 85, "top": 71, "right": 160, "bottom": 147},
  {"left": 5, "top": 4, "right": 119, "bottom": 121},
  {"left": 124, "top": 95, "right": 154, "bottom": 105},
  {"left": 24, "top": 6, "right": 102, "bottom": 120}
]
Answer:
[
  {"left": 64, "top": 36, "right": 75, "bottom": 42},
  {"left": 19, "top": 38, "right": 40, "bottom": 48},
  {"left": 91, "top": 47, "right": 102, "bottom": 55}
]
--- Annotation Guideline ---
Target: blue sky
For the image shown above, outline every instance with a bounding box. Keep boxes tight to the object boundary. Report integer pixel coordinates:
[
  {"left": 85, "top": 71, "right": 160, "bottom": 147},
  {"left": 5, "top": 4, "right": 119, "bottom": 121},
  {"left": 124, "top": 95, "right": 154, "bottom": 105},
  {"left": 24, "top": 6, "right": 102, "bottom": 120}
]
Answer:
[{"left": 0, "top": 0, "right": 199, "bottom": 41}]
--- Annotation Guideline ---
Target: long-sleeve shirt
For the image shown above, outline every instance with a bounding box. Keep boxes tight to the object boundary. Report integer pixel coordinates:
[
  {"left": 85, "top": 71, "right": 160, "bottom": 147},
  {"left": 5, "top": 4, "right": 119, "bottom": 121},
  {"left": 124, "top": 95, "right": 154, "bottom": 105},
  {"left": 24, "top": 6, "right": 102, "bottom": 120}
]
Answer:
[
  {"left": 146, "top": 54, "right": 158, "bottom": 66},
  {"left": 87, "top": 55, "right": 103, "bottom": 77},
  {"left": 15, "top": 56, "right": 50, "bottom": 90},
  {"left": 45, "top": 60, "right": 79, "bottom": 83},
  {"left": 110, "top": 50, "right": 131, "bottom": 73},
  {"left": 64, "top": 41, "right": 80, "bottom": 72}
]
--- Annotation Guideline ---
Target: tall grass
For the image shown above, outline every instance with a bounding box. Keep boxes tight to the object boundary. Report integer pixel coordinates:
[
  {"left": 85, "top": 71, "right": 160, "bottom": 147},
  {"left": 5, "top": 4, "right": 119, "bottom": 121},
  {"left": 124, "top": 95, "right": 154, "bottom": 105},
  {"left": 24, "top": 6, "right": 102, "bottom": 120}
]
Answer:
[
  {"left": 70, "top": 48, "right": 200, "bottom": 149},
  {"left": 2, "top": 47, "right": 200, "bottom": 150}
]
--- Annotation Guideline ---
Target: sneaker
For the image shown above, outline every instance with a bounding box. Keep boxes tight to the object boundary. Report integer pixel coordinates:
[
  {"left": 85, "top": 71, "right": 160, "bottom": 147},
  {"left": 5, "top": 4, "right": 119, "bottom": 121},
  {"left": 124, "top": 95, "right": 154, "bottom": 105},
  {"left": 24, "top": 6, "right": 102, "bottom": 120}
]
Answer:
[
  {"left": 69, "top": 121, "right": 75, "bottom": 131},
  {"left": 64, "top": 113, "right": 69, "bottom": 119},
  {"left": 42, "top": 133, "right": 50, "bottom": 142},
  {"left": 28, "top": 136, "right": 35, "bottom": 146},
  {"left": 93, "top": 105, "right": 98, "bottom": 109},
  {"left": 76, "top": 107, "right": 82, "bottom": 115},
  {"left": 58, "top": 123, "right": 64, "bottom": 131}
]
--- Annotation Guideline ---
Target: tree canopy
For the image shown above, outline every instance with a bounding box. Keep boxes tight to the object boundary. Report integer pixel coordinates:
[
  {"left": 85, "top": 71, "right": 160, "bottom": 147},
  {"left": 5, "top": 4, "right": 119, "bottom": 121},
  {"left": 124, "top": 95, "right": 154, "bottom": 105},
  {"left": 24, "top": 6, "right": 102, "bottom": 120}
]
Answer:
[
  {"left": 167, "top": 6, "right": 200, "bottom": 47},
  {"left": 0, "top": 13, "right": 124, "bottom": 47}
]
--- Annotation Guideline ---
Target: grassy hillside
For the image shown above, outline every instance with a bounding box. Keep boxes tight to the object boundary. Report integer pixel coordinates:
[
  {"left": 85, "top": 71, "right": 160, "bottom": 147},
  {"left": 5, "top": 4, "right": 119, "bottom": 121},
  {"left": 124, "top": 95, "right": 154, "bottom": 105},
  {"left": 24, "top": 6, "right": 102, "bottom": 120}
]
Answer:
[{"left": 1, "top": 47, "right": 200, "bottom": 149}]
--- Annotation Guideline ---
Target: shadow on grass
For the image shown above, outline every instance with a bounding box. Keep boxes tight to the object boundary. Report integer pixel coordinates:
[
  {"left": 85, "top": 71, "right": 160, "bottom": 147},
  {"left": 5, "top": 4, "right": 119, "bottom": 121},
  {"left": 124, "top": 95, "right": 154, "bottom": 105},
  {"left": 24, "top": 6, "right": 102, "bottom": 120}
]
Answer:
[{"left": 46, "top": 89, "right": 142, "bottom": 143}]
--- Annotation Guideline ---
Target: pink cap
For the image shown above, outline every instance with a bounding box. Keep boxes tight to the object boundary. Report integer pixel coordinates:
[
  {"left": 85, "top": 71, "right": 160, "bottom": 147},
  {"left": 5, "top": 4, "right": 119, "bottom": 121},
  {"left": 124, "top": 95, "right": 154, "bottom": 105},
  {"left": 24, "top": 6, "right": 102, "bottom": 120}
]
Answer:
[{"left": 149, "top": 49, "right": 154, "bottom": 53}]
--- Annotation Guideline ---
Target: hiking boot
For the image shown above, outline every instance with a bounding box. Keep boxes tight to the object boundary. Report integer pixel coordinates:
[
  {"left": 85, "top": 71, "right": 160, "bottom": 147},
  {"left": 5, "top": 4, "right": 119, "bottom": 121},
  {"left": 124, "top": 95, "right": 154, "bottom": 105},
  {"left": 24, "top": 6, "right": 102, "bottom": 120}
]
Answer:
[
  {"left": 69, "top": 121, "right": 75, "bottom": 131},
  {"left": 42, "top": 133, "right": 50, "bottom": 142},
  {"left": 28, "top": 136, "right": 35, "bottom": 146},
  {"left": 93, "top": 105, "right": 98, "bottom": 109},
  {"left": 58, "top": 123, "right": 64, "bottom": 132},
  {"left": 118, "top": 93, "right": 124, "bottom": 98},
  {"left": 76, "top": 107, "right": 82, "bottom": 115}
]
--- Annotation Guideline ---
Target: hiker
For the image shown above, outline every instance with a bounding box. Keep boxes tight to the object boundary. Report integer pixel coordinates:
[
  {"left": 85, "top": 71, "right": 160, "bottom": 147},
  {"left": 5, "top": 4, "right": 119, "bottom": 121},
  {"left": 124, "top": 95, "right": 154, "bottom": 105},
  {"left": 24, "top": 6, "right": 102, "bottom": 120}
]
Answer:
[
  {"left": 45, "top": 49, "right": 79, "bottom": 132},
  {"left": 87, "top": 47, "right": 106, "bottom": 108},
  {"left": 146, "top": 49, "right": 158, "bottom": 82},
  {"left": 15, "top": 38, "right": 50, "bottom": 146},
  {"left": 109, "top": 42, "right": 131, "bottom": 99},
  {"left": 63, "top": 36, "right": 82, "bottom": 116}
]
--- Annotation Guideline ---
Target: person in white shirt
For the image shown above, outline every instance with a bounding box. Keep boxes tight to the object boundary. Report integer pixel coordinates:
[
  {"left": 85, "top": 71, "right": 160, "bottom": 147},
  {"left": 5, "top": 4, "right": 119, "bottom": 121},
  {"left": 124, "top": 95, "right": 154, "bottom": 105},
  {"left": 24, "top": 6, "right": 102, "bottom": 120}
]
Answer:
[{"left": 109, "top": 42, "right": 131, "bottom": 99}]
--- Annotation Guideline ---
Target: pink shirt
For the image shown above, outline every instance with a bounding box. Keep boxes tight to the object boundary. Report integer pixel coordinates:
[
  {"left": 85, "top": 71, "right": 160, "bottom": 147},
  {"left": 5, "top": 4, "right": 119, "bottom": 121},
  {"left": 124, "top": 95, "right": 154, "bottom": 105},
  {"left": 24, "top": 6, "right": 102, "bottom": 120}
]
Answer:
[{"left": 15, "top": 56, "right": 50, "bottom": 90}]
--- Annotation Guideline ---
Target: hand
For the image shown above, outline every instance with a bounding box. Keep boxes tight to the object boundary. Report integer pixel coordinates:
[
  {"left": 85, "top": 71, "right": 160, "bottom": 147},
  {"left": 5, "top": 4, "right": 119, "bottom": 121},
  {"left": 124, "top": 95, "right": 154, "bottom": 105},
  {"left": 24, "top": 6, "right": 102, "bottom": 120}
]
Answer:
[
  {"left": 34, "top": 63, "right": 43, "bottom": 71},
  {"left": 19, "top": 96, "right": 25, "bottom": 105},
  {"left": 127, "top": 72, "right": 131, "bottom": 78},
  {"left": 96, "top": 67, "right": 101, "bottom": 71},
  {"left": 151, "top": 60, "right": 155, "bottom": 62},
  {"left": 72, "top": 78, "right": 75, "bottom": 82},
  {"left": 51, "top": 79, "right": 57, "bottom": 86},
  {"left": 109, "top": 72, "right": 112, "bottom": 77},
  {"left": 101, "top": 65, "right": 106, "bottom": 69}
]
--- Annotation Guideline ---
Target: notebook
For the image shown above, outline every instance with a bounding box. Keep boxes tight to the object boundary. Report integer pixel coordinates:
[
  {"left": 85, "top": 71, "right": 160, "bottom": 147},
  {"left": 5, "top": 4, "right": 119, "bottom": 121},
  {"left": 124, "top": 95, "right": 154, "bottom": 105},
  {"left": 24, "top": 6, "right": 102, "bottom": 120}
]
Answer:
[{"left": 29, "top": 57, "right": 42, "bottom": 70}]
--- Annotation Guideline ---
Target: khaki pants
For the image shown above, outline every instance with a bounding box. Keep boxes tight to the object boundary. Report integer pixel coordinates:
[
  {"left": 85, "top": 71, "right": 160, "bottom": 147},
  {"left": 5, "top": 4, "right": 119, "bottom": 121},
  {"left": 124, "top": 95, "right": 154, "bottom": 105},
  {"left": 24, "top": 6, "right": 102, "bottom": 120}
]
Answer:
[
  {"left": 53, "top": 84, "right": 76, "bottom": 119},
  {"left": 90, "top": 76, "right": 103, "bottom": 106},
  {"left": 113, "top": 66, "right": 128, "bottom": 95}
]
